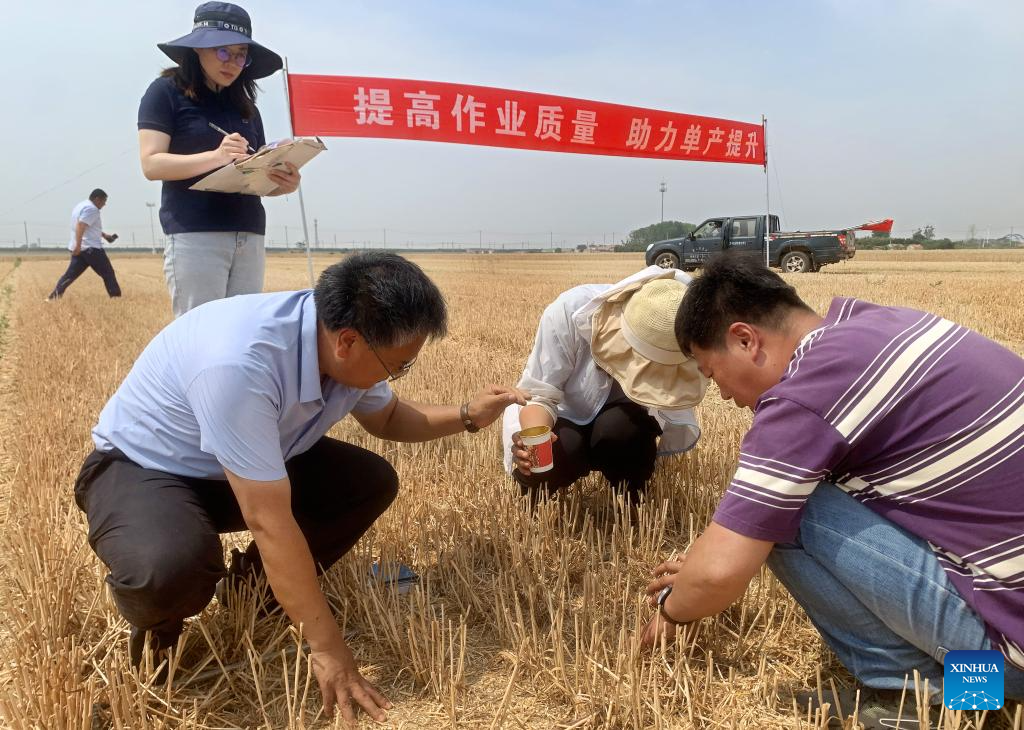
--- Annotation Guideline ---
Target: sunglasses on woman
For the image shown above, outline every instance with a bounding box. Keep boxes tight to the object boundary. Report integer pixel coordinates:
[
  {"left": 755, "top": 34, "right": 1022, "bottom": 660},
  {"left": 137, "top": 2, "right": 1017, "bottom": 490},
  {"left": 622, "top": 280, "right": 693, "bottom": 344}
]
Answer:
[{"left": 214, "top": 46, "right": 252, "bottom": 69}]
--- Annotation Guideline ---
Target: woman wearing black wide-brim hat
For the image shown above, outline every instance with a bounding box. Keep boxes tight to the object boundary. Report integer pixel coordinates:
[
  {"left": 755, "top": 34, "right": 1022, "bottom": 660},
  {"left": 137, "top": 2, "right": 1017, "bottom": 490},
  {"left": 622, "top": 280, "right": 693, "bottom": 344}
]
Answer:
[{"left": 138, "top": 2, "right": 301, "bottom": 317}]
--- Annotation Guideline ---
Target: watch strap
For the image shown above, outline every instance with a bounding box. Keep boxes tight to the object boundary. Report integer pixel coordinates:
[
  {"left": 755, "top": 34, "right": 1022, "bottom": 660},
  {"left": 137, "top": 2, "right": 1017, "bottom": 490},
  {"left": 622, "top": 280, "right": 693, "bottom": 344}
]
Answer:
[
  {"left": 460, "top": 402, "right": 480, "bottom": 433},
  {"left": 657, "top": 586, "right": 685, "bottom": 625}
]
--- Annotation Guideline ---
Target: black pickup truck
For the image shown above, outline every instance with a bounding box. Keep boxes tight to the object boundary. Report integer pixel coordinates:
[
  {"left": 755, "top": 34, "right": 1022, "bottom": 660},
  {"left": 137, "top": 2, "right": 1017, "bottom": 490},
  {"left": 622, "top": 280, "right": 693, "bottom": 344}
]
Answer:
[{"left": 644, "top": 215, "right": 856, "bottom": 273}]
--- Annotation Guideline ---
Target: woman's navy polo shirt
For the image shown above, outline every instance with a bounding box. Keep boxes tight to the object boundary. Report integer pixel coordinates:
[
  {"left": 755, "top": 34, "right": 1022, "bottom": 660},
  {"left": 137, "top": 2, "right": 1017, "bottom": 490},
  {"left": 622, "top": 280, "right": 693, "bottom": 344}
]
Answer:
[{"left": 138, "top": 76, "right": 268, "bottom": 236}]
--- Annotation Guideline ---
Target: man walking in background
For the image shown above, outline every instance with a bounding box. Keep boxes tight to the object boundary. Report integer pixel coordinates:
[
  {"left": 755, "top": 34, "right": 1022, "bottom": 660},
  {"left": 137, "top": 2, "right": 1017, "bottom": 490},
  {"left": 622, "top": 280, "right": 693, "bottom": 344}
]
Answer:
[{"left": 47, "top": 188, "right": 122, "bottom": 300}]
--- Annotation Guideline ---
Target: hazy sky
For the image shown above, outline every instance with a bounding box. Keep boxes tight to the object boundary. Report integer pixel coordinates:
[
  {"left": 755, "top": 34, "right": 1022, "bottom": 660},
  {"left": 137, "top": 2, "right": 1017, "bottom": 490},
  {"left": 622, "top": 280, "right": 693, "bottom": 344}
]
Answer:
[{"left": 2, "top": 0, "right": 1021, "bottom": 248}]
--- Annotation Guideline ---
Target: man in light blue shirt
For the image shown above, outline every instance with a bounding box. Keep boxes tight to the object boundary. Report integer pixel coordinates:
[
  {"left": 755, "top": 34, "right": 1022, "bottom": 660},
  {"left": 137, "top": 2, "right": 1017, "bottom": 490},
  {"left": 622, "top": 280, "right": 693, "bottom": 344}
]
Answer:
[
  {"left": 76, "top": 251, "right": 525, "bottom": 723},
  {"left": 47, "top": 188, "right": 122, "bottom": 300}
]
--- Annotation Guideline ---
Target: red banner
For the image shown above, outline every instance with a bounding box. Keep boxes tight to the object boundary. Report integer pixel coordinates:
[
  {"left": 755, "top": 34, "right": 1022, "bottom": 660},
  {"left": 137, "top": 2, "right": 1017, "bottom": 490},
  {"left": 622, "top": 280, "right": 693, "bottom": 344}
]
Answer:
[{"left": 288, "top": 74, "right": 765, "bottom": 165}]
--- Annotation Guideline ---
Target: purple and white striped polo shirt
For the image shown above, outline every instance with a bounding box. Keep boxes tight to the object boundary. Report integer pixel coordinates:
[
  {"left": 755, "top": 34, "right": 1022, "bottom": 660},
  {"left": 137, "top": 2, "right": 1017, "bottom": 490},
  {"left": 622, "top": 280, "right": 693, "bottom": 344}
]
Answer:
[{"left": 712, "top": 297, "right": 1024, "bottom": 669}]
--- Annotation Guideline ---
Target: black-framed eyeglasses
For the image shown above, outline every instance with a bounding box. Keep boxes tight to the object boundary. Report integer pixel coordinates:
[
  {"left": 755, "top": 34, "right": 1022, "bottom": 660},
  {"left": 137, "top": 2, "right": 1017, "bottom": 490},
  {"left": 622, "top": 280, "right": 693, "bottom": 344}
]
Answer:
[
  {"left": 364, "top": 337, "right": 417, "bottom": 382},
  {"left": 215, "top": 46, "right": 253, "bottom": 68}
]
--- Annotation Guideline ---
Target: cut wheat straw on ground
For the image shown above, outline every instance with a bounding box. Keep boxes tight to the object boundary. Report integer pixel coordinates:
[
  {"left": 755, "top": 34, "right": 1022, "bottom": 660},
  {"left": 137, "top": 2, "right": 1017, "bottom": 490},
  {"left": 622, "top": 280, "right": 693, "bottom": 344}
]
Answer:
[{"left": 1, "top": 251, "right": 1022, "bottom": 728}]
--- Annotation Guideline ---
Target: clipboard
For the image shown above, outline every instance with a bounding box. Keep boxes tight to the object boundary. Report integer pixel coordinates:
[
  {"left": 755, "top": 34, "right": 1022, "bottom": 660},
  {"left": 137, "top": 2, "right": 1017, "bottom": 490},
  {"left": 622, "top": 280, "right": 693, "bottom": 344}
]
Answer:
[{"left": 189, "top": 136, "right": 327, "bottom": 196}]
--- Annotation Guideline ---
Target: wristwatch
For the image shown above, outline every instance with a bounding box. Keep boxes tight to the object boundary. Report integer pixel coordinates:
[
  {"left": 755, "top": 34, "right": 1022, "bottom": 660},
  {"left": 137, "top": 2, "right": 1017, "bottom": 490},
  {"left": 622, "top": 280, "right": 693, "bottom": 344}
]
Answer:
[
  {"left": 460, "top": 402, "right": 480, "bottom": 433},
  {"left": 657, "top": 586, "right": 684, "bottom": 625}
]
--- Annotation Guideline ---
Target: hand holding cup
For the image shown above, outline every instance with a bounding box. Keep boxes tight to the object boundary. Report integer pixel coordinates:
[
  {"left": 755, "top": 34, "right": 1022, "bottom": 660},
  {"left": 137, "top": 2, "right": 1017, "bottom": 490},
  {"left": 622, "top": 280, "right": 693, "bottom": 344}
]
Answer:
[{"left": 511, "top": 426, "right": 558, "bottom": 475}]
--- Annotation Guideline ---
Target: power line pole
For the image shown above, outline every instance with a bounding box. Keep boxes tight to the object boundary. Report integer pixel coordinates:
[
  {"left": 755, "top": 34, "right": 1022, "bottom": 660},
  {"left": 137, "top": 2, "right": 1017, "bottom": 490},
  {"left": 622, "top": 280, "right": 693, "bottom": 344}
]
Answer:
[
  {"left": 314, "top": 218, "right": 319, "bottom": 248},
  {"left": 659, "top": 181, "right": 667, "bottom": 222},
  {"left": 23, "top": 221, "right": 28, "bottom": 247}
]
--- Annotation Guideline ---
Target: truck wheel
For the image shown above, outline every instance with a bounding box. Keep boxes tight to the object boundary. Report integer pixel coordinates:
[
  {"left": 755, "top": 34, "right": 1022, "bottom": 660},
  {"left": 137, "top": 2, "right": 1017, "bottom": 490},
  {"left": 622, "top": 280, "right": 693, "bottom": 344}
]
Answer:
[
  {"left": 781, "top": 251, "right": 812, "bottom": 273},
  {"left": 654, "top": 252, "right": 680, "bottom": 269}
]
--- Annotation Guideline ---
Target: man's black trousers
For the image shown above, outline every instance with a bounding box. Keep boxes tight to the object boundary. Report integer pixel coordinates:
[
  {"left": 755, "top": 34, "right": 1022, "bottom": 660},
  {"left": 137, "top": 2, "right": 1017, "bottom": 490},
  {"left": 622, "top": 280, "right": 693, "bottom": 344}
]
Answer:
[
  {"left": 74, "top": 437, "right": 398, "bottom": 640},
  {"left": 513, "top": 400, "right": 662, "bottom": 500},
  {"left": 49, "top": 248, "right": 122, "bottom": 299}
]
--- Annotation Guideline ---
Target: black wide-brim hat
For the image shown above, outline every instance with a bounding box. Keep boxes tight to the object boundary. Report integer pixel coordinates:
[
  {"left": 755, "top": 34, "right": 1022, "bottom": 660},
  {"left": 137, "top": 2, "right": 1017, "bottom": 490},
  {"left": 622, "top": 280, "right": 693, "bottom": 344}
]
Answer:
[{"left": 158, "top": 2, "right": 283, "bottom": 80}]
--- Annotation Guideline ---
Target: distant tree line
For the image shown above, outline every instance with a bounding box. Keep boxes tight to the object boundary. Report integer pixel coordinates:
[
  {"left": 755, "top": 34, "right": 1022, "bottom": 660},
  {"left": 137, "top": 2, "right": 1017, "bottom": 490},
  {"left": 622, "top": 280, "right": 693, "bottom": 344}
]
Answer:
[
  {"left": 859, "top": 236, "right": 955, "bottom": 250},
  {"left": 616, "top": 221, "right": 696, "bottom": 252},
  {"left": 858, "top": 224, "right": 1020, "bottom": 250}
]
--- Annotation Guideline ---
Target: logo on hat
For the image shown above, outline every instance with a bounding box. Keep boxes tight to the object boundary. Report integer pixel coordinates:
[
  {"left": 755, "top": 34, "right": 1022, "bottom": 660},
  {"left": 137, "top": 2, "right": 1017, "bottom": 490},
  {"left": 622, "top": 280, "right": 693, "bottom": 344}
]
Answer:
[{"left": 193, "top": 19, "right": 251, "bottom": 36}]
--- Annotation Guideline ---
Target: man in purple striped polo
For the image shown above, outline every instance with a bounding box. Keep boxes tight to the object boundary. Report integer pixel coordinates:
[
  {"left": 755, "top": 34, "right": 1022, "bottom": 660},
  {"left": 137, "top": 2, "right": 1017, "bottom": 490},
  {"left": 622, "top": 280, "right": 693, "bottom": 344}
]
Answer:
[{"left": 640, "top": 254, "right": 1023, "bottom": 720}]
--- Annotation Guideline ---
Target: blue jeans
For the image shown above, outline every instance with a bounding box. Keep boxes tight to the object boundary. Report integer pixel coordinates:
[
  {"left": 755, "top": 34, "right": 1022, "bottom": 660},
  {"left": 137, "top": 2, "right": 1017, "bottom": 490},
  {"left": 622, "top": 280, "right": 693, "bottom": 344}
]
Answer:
[
  {"left": 163, "top": 231, "right": 265, "bottom": 317},
  {"left": 767, "top": 483, "right": 1024, "bottom": 701}
]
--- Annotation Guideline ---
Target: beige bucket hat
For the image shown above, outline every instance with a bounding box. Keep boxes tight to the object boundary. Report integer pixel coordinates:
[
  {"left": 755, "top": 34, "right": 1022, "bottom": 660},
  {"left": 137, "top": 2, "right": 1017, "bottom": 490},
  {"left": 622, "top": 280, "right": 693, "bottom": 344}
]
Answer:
[{"left": 589, "top": 276, "right": 707, "bottom": 409}]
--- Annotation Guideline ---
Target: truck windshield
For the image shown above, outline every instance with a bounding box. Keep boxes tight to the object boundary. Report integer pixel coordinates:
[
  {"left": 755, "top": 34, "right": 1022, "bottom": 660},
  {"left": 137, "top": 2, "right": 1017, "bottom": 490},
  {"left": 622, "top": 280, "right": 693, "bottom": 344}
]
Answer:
[{"left": 694, "top": 221, "right": 724, "bottom": 239}]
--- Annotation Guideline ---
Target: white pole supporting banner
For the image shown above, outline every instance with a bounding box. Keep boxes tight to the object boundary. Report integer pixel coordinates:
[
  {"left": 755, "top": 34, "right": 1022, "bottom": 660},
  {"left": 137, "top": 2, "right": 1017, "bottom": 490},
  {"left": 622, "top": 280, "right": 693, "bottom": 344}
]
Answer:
[
  {"left": 763, "top": 115, "right": 770, "bottom": 269},
  {"left": 282, "top": 58, "right": 316, "bottom": 289}
]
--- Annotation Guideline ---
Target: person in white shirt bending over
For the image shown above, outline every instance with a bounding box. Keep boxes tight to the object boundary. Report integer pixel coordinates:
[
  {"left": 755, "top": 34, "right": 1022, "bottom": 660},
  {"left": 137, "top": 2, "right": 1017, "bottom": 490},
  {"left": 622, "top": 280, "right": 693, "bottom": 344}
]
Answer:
[
  {"left": 47, "top": 188, "right": 122, "bottom": 300},
  {"left": 504, "top": 266, "right": 707, "bottom": 504}
]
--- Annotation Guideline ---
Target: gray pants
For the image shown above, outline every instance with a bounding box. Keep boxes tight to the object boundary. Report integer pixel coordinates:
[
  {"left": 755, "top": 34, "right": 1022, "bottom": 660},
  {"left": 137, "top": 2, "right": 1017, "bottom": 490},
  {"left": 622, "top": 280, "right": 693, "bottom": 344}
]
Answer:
[{"left": 163, "top": 231, "right": 265, "bottom": 317}]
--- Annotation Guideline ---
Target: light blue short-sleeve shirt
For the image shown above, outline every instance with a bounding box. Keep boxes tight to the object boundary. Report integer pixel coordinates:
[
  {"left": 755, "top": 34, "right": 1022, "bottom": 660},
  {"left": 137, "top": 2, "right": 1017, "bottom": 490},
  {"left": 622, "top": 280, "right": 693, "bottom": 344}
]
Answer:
[{"left": 92, "top": 290, "right": 395, "bottom": 481}]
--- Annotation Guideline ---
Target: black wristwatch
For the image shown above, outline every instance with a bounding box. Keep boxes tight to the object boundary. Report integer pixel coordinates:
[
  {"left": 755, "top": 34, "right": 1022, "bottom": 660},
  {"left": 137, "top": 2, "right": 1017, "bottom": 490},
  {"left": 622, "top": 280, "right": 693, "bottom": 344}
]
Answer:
[
  {"left": 460, "top": 402, "right": 480, "bottom": 433},
  {"left": 657, "top": 586, "right": 684, "bottom": 625}
]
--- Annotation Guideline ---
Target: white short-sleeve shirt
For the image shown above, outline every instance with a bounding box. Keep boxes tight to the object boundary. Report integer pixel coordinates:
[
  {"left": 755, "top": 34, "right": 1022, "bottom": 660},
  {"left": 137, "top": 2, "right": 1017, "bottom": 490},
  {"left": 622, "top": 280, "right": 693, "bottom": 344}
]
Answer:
[{"left": 68, "top": 199, "right": 104, "bottom": 251}]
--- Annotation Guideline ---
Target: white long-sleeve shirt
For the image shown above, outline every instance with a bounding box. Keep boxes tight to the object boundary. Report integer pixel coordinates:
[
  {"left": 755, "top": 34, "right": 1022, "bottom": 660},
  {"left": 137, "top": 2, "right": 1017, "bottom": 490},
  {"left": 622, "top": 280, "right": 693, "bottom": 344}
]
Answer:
[{"left": 502, "top": 266, "right": 700, "bottom": 473}]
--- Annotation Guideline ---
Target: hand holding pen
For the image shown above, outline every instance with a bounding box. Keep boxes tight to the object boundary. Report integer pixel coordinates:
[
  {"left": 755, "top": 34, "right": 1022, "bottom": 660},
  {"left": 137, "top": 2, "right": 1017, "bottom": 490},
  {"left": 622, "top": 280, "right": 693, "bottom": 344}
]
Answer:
[{"left": 209, "top": 122, "right": 254, "bottom": 164}]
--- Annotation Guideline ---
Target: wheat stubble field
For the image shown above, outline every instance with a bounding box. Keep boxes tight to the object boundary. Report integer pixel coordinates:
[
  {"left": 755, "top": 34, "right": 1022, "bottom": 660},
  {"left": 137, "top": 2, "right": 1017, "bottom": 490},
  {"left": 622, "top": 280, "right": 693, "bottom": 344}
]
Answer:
[{"left": 0, "top": 251, "right": 1021, "bottom": 729}]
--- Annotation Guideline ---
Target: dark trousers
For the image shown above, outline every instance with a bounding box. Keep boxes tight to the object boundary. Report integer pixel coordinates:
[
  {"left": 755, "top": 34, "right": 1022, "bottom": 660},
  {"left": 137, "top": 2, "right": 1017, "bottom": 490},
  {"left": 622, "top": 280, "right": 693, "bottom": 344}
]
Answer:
[
  {"left": 514, "top": 401, "right": 662, "bottom": 500},
  {"left": 73, "top": 437, "right": 398, "bottom": 639},
  {"left": 49, "top": 248, "right": 122, "bottom": 299}
]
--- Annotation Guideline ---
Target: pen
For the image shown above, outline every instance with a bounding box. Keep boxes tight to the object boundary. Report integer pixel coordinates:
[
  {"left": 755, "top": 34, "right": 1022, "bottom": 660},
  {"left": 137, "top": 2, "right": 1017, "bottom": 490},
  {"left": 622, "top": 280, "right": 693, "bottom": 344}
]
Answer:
[{"left": 208, "top": 122, "right": 255, "bottom": 153}]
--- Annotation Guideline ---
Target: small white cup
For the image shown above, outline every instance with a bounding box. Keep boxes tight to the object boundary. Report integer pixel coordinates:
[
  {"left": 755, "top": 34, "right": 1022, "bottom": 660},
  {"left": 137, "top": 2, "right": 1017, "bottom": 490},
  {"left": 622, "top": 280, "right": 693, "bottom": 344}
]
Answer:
[{"left": 520, "top": 425, "right": 554, "bottom": 473}]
